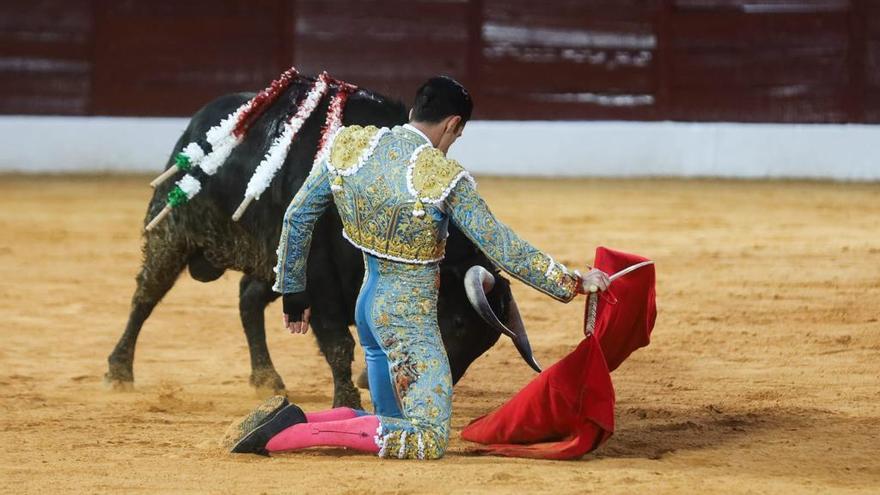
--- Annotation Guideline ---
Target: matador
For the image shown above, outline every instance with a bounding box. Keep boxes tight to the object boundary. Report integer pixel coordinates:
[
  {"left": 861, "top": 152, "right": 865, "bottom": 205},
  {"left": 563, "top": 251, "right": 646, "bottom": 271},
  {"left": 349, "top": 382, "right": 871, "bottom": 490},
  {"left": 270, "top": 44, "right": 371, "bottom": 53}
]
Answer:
[{"left": 227, "top": 76, "right": 610, "bottom": 460}]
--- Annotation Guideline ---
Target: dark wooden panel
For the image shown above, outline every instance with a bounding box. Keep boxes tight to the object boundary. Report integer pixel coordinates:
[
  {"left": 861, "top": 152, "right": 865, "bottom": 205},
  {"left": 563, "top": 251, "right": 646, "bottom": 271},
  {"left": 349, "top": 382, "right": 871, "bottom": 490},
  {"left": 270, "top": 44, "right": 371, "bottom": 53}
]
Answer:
[
  {"left": 869, "top": 2, "right": 880, "bottom": 69},
  {"left": 869, "top": 4, "right": 880, "bottom": 36},
  {"left": 479, "top": 0, "right": 659, "bottom": 120},
  {"left": 674, "top": 0, "right": 851, "bottom": 12},
  {"left": 665, "top": 8, "right": 853, "bottom": 121},
  {"left": 0, "top": 0, "right": 92, "bottom": 114},
  {"left": 479, "top": 91, "right": 657, "bottom": 120},
  {"left": 103, "top": 0, "right": 268, "bottom": 16},
  {"left": 294, "top": 39, "right": 469, "bottom": 76},
  {"left": 294, "top": 0, "right": 471, "bottom": 104},
  {"left": 669, "top": 86, "right": 850, "bottom": 122},
  {"left": 869, "top": 40, "right": 880, "bottom": 87},
  {"left": 91, "top": 0, "right": 285, "bottom": 116},
  {"left": 0, "top": 35, "right": 91, "bottom": 60},
  {"left": 0, "top": 73, "right": 91, "bottom": 114},
  {"left": 865, "top": 89, "right": 880, "bottom": 122},
  {"left": 671, "top": 44, "right": 849, "bottom": 86},
  {"left": 670, "top": 11, "right": 849, "bottom": 47},
  {"left": 481, "top": 61, "right": 654, "bottom": 94},
  {"left": 296, "top": 0, "right": 469, "bottom": 24},
  {"left": 0, "top": 0, "right": 876, "bottom": 122},
  {"left": 0, "top": 0, "right": 93, "bottom": 40},
  {"left": 486, "top": 0, "right": 663, "bottom": 24}
]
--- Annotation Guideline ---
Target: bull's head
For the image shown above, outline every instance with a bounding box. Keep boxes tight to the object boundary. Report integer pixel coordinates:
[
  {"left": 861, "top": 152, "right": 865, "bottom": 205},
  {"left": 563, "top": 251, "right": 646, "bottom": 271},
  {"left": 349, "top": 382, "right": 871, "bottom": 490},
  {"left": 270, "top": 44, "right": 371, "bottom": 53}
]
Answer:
[
  {"left": 436, "top": 260, "right": 506, "bottom": 383},
  {"left": 434, "top": 225, "right": 537, "bottom": 383},
  {"left": 462, "top": 265, "right": 540, "bottom": 373}
]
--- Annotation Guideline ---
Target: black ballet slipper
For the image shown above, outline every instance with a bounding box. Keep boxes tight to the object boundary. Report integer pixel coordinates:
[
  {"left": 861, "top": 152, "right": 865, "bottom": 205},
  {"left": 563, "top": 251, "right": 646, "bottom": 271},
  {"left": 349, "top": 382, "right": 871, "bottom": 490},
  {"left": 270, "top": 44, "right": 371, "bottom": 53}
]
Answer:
[
  {"left": 221, "top": 395, "right": 289, "bottom": 451},
  {"left": 231, "top": 403, "right": 307, "bottom": 456}
]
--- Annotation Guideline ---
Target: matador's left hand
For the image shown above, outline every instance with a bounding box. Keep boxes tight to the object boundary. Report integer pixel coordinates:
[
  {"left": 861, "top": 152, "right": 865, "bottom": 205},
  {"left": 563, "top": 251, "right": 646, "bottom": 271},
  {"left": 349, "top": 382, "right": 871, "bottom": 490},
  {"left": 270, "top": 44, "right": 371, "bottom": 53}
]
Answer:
[{"left": 283, "top": 292, "right": 311, "bottom": 334}]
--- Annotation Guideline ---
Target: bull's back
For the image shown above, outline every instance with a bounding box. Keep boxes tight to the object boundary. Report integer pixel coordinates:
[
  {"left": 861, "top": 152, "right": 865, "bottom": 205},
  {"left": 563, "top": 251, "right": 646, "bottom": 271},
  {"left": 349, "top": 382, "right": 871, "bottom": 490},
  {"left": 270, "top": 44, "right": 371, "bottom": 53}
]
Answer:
[{"left": 146, "top": 85, "right": 354, "bottom": 283}]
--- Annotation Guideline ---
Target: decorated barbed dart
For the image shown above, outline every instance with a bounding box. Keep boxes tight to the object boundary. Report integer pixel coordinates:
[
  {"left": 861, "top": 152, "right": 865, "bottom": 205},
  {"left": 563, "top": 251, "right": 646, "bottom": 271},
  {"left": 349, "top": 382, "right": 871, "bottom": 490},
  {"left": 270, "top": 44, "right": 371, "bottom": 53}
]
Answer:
[
  {"left": 145, "top": 175, "right": 201, "bottom": 231},
  {"left": 145, "top": 67, "right": 300, "bottom": 231},
  {"left": 148, "top": 67, "right": 298, "bottom": 190},
  {"left": 232, "top": 72, "right": 336, "bottom": 221}
]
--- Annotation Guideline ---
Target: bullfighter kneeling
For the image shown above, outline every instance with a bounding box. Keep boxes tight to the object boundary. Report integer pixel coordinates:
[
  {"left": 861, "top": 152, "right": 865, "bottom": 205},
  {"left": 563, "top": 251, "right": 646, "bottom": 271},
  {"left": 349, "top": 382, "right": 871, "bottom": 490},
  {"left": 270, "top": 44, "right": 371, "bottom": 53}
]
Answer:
[{"left": 226, "top": 76, "right": 609, "bottom": 460}]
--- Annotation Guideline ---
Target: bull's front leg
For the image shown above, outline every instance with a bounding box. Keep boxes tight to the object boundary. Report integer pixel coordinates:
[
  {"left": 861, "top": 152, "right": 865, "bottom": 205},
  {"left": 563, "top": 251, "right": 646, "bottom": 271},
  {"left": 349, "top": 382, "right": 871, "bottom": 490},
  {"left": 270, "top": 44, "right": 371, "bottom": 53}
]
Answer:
[
  {"left": 310, "top": 311, "right": 362, "bottom": 409},
  {"left": 106, "top": 225, "right": 188, "bottom": 389},
  {"left": 239, "top": 274, "right": 286, "bottom": 395}
]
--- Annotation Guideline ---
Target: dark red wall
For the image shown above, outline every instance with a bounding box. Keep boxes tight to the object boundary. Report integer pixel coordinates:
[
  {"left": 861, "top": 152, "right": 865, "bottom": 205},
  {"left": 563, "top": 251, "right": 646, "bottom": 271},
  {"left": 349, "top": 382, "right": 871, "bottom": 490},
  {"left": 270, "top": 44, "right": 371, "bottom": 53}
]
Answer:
[{"left": 1, "top": 0, "right": 878, "bottom": 122}]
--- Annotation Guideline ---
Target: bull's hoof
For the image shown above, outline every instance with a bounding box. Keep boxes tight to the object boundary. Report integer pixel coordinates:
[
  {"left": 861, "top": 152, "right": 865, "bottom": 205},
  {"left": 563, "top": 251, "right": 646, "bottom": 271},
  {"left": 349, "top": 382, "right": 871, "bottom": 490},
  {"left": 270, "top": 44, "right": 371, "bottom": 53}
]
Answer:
[
  {"left": 249, "top": 369, "right": 286, "bottom": 398},
  {"left": 103, "top": 373, "right": 134, "bottom": 391},
  {"left": 356, "top": 369, "right": 370, "bottom": 390},
  {"left": 333, "top": 383, "right": 362, "bottom": 410},
  {"left": 104, "top": 362, "right": 135, "bottom": 391}
]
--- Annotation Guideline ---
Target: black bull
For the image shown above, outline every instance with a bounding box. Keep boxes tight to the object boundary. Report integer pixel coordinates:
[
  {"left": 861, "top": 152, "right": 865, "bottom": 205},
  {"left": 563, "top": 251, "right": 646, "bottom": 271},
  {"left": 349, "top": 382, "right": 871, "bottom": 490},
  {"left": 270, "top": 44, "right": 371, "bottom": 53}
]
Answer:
[{"left": 105, "top": 78, "right": 518, "bottom": 409}]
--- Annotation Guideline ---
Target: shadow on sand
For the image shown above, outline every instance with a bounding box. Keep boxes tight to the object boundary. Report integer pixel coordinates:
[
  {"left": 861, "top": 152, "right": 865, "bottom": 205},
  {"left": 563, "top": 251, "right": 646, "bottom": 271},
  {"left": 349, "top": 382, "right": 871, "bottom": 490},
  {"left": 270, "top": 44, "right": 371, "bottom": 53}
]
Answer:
[{"left": 588, "top": 403, "right": 829, "bottom": 460}]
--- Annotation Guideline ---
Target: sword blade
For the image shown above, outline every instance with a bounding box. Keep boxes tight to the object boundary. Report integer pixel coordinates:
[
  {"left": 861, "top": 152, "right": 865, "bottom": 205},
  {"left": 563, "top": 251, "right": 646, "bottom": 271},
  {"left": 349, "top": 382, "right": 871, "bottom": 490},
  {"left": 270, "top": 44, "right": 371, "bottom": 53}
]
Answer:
[{"left": 608, "top": 260, "right": 654, "bottom": 283}]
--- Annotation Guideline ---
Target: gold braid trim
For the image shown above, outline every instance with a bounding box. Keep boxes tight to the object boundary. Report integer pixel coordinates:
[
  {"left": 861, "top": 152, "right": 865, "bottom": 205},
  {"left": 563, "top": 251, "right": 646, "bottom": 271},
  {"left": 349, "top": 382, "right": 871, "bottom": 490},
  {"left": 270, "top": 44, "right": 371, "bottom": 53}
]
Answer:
[{"left": 343, "top": 227, "right": 447, "bottom": 263}]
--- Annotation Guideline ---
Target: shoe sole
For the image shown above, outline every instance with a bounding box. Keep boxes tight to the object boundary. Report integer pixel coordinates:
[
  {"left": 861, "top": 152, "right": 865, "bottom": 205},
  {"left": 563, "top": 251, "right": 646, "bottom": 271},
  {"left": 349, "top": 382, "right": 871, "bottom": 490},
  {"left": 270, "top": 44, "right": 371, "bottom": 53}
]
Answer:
[
  {"left": 231, "top": 403, "right": 306, "bottom": 455},
  {"left": 221, "top": 395, "right": 289, "bottom": 451}
]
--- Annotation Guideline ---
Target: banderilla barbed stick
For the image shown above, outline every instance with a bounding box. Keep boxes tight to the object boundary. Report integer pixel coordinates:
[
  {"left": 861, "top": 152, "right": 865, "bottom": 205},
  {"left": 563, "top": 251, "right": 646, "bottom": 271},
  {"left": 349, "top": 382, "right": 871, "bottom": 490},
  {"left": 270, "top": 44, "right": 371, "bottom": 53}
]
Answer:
[
  {"left": 231, "top": 195, "right": 255, "bottom": 221},
  {"left": 149, "top": 166, "right": 180, "bottom": 188},
  {"left": 144, "top": 205, "right": 172, "bottom": 232}
]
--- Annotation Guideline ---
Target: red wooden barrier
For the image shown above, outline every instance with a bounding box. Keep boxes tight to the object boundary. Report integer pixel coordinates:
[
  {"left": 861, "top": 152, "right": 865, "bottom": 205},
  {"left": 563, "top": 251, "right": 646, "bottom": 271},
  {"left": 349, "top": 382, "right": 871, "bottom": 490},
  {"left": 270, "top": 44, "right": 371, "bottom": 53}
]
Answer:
[{"left": 0, "top": 0, "right": 877, "bottom": 122}]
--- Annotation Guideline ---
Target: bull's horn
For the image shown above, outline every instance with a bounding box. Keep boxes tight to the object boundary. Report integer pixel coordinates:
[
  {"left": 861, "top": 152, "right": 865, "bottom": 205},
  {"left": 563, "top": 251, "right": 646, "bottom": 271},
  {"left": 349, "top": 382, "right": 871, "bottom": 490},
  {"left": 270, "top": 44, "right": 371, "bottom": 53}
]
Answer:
[
  {"left": 464, "top": 266, "right": 542, "bottom": 373},
  {"left": 504, "top": 295, "right": 540, "bottom": 372}
]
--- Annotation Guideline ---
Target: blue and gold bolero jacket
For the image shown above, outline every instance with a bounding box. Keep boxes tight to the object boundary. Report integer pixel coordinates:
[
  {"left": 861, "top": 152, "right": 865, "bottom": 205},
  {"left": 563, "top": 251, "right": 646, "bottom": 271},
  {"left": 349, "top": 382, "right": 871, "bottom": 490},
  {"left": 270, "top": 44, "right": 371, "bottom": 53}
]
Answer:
[{"left": 273, "top": 124, "right": 580, "bottom": 302}]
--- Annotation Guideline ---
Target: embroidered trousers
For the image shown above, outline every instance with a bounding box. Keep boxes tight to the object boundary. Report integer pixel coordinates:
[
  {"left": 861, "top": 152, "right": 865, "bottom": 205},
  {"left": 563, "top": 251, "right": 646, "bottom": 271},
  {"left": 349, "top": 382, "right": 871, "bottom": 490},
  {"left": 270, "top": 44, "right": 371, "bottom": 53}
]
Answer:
[{"left": 354, "top": 253, "right": 453, "bottom": 459}]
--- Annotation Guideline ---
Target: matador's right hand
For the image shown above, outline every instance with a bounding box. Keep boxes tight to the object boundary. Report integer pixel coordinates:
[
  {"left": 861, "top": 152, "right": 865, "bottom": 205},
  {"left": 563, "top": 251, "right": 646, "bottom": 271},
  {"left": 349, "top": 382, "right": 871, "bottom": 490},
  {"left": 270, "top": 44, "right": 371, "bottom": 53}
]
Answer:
[
  {"left": 577, "top": 268, "right": 610, "bottom": 295},
  {"left": 283, "top": 292, "right": 311, "bottom": 334}
]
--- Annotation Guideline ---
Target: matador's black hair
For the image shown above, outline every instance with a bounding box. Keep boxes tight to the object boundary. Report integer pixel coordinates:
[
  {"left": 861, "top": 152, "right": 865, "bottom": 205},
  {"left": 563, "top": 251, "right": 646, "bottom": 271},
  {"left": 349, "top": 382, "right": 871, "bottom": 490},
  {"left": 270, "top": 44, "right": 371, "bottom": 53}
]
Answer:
[{"left": 411, "top": 76, "right": 473, "bottom": 125}]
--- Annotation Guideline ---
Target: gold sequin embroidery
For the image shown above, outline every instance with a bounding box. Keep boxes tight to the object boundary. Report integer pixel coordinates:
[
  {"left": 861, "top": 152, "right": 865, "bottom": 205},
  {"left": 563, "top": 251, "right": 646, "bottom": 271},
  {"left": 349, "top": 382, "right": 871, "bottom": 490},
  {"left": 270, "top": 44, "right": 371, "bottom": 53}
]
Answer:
[
  {"left": 409, "top": 147, "right": 470, "bottom": 203},
  {"left": 329, "top": 125, "right": 382, "bottom": 173}
]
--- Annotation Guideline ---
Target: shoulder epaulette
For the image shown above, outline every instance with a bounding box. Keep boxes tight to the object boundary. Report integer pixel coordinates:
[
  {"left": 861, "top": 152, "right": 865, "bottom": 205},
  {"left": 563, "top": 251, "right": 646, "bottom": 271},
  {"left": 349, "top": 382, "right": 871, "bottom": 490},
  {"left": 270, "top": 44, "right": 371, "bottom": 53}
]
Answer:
[
  {"left": 407, "top": 146, "right": 475, "bottom": 207},
  {"left": 326, "top": 125, "right": 388, "bottom": 176}
]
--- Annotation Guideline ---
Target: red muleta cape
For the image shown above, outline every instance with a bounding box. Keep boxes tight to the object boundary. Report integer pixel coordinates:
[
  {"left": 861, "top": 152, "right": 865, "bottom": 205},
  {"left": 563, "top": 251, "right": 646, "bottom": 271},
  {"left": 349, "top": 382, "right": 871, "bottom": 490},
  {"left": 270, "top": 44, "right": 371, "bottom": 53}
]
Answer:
[{"left": 461, "top": 247, "right": 657, "bottom": 460}]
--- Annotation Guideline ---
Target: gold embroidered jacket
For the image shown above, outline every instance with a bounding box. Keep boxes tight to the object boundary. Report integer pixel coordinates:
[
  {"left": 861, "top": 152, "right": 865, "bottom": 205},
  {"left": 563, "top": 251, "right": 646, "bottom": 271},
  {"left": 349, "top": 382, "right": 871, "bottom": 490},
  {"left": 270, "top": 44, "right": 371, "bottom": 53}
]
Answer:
[{"left": 273, "top": 124, "right": 580, "bottom": 302}]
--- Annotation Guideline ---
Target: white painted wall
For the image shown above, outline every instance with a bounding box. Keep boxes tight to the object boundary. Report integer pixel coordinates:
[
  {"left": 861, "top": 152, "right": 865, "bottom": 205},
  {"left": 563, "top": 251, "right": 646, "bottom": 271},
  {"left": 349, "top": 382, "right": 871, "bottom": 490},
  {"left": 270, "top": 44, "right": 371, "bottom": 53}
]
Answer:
[
  {"left": 1, "top": 116, "right": 877, "bottom": 180},
  {"left": 0, "top": 116, "right": 189, "bottom": 173}
]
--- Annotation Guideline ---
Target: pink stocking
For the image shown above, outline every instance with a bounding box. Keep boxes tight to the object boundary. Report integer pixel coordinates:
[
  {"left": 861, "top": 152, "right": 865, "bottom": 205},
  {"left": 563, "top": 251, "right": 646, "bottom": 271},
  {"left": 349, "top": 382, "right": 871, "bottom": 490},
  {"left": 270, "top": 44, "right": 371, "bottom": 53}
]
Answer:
[
  {"left": 305, "top": 407, "right": 360, "bottom": 423},
  {"left": 266, "top": 415, "right": 381, "bottom": 454}
]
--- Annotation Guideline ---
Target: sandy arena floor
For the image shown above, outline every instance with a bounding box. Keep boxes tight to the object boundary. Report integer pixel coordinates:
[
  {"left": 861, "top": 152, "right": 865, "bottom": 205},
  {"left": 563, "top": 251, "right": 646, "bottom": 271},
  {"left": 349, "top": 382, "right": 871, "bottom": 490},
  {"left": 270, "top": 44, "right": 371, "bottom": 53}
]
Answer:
[{"left": 0, "top": 174, "right": 878, "bottom": 494}]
